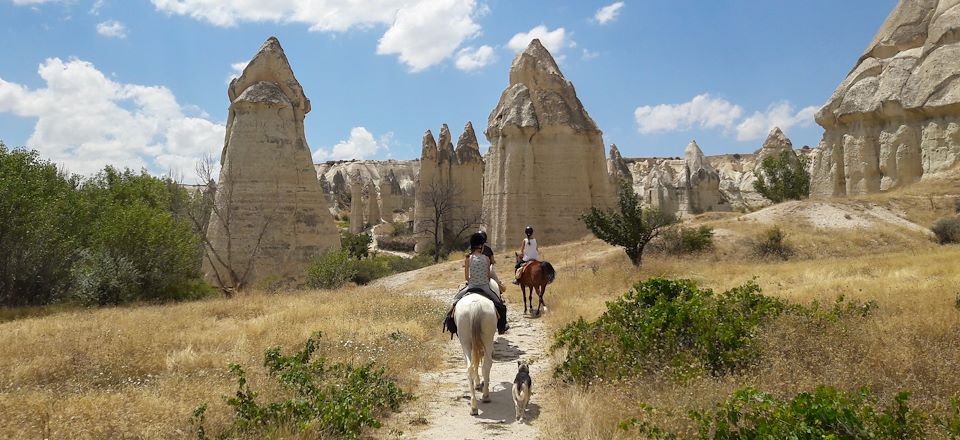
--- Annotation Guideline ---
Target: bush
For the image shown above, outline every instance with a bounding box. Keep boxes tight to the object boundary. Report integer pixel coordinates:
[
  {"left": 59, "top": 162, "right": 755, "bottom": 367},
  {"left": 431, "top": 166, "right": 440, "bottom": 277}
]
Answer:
[
  {"left": 552, "top": 278, "right": 788, "bottom": 383},
  {"left": 658, "top": 226, "right": 714, "bottom": 255},
  {"left": 932, "top": 216, "right": 960, "bottom": 244},
  {"left": 0, "top": 147, "right": 206, "bottom": 306},
  {"left": 193, "top": 333, "right": 410, "bottom": 439},
  {"left": 751, "top": 227, "right": 794, "bottom": 260},
  {"left": 753, "top": 150, "right": 811, "bottom": 203},
  {"left": 306, "top": 250, "right": 356, "bottom": 289},
  {"left": 350, "top": 258, "right": 393, "bottom": 285},
  {"left": 377, "top": 235, "right": 417, "bottom": 252},
  {"left": 582, "top": 180, "right": 676, "bottom": 266},
  {"left": 691, "top": 387, "right": 925, "bottom": 439},
  {"left": 383, "top": 254, "right": 434, "bottom": 273},
  {"left": 341, "top": 231, "right": 372, "bottom": 259}
]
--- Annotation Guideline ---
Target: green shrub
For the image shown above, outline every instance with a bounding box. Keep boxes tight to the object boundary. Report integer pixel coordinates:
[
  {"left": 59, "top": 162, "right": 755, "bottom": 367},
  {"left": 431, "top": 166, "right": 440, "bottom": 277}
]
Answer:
[
  {"left": 551, "top": 278, "right": 788, "bottom": 383},
  {"left": 389, "top": 221, "right": 411, "bottom": 237},
  {"left": 753, "top": 150, "right": 811, "bottom": 203},
  {"left": 306, "top": 250, "right": 356, "bottom": 289},
  {"left": 69, "top": 249, "right": 142, "bottom": 306},
  {"left": 691, "top": 387, "right": 925, "bottom": 439},
  {"left": 193, "top": 333, "right": 410, "bottom": 439},
  {"left": 377, "top": 235, "right": 416, "bottom": 252},
  {"left": 341, "top": 231, "right": 372, "bottom": 259},
  {"left": 932, "top": 216, "right": 960, "bottom": 244},
  {"left": 350, "top": 258, "right": 393, "bottom": 285},
  {"left": 935, "top": 395, "right": 960, "bottom": 439},
  {"left": 751, "top": 226, "right": 794, "bottom": 260},
  {"left": 659, "top": 226, "right": 714, "bottom": 255},
  {"left": 383, "top": 254, "right": 434, "bottom": 273}
]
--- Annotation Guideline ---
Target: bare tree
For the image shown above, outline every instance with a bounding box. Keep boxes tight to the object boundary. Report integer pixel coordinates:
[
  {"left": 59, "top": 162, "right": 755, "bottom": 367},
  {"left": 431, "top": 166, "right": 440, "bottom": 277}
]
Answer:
[
  {"left": 186, "top": 155, "right": 274, "bottom": 297},
  {"left": 417, "top": 179, "right": 483, "bottom": 262}
]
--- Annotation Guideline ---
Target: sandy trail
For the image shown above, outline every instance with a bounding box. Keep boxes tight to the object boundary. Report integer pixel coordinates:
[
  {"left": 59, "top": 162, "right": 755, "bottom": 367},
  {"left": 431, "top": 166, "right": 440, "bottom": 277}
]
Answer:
[{"left": 388, "top": 282, "right": 548, "bottom": 439}]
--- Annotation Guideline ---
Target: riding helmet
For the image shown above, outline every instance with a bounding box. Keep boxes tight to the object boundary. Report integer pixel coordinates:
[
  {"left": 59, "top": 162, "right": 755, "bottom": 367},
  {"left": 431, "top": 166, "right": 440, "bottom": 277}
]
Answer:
[
  {"left": 478, "top": 230, "right": 488, "bottom": 242},
  {"left": 524, "top": 225, "right": 534, "bottom": 236},
  {"left": 470, "top": 232, "right": 486, "bottom": 248}
]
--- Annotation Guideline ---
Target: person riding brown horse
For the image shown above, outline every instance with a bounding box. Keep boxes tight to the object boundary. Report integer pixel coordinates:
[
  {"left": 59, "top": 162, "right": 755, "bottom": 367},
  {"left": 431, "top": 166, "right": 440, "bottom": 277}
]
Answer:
[{"left": 513, "top": 226, "right": 555, "bottom": 315}]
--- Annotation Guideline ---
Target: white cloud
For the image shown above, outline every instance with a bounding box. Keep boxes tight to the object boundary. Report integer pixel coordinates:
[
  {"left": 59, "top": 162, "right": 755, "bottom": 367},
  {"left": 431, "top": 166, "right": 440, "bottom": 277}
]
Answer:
[
  {"left": 149, "top": 0, "right": 483, "bottom": 72},
  {"left": 634, "top": 94, "right": 744, "bottom": 135},
  {"left": 581, "top": 48, "right": 599, "bottom": 60},
  {"left": 225, "top": 61, "right": 247, "bottom": 84},
  {"left": 507, "top": 25, "right": 571, "bottom": 56},
  {"left": 96, "top": 20, "right": 127, "bottom": 38},
  {"left": 12, "top": 0, "right": 62, "bottom": 4},
  {"left": 455, "top": 45, "right": 495, "bottom": 71},
  {"left": 594, "top": 2, "right": 624, "bottom": 25},
  {"left": 0, "top": 58, "right": 224, "bottom": 181},
  {"left": 313, "top": 127, "right": 391, "bottom": 162},
  {"left": 90, "top": 0, "right": 106, "bottom": 15},
  {"left": 735, "top": 102, "right": 818, "bottom": 141}
]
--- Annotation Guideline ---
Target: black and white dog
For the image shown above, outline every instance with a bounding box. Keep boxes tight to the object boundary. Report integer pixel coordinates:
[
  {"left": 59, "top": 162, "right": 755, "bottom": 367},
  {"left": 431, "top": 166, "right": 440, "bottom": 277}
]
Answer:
[{"left": 512, "top": 361, "right": 532, "bottom": 422}]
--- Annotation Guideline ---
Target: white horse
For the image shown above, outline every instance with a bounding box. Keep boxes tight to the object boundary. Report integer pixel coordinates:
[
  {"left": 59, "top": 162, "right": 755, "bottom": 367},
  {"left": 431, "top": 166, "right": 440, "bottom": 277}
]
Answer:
[{"left": 453, "top": 280, "right": 499, "bottom": 416}]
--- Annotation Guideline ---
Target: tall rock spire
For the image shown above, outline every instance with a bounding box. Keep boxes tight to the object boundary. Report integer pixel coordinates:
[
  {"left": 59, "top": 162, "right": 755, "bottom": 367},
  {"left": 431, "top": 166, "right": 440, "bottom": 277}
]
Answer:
[
  {"left": 205, "top": 36, "right": 339, "bottom": 289},
  {"left": 483, "top": 39, "right": 612, "bottom": 249}
]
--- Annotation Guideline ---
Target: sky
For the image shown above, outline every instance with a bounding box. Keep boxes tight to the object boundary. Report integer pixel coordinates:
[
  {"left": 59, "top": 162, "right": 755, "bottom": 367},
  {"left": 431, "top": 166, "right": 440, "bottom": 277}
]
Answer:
[{"left": 0, "top": 0, "right": 899, "bottom": 181}]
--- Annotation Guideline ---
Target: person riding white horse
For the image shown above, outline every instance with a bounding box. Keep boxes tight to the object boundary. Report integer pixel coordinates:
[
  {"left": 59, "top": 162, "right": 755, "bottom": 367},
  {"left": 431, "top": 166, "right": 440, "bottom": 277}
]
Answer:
[{"left": 444, "top": 232, "right": 509, "bottom": 335}]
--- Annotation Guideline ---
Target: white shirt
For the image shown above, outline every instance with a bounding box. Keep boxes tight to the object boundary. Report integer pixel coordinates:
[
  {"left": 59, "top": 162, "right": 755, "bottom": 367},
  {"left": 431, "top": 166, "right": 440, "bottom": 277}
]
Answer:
[{"left": 522, "top": 238, "right": 539, "bottom": 261}]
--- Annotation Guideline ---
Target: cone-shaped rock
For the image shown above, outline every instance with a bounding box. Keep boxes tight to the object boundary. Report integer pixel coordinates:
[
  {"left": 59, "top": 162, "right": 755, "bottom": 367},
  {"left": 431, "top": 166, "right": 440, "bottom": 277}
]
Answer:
[
  {"left": 607, "top": 144, "right": 633, "bottom": 185},
  {"left": 413, "top": 130, "right": 438, "bottom": 251},
  {"left": 757, "top": 127, "right": 795, "bottom": 162},
  {"left": 452, "top": 121, "right": 484, "bottom": 236},
  {"left": 205, "top": 36, "right": 340, "bottom": 288},
  {"left": 683, "top": 140, "right": 724, "bottom": 214},
  {"left": 365, "top": 180, "right": 382, "bottom": 225},
  {"left": 483, "top": 39, "right": 612, "bottom": 249},
  {"left": 811, "top": 0, "right": 958, "bottom": 196}
]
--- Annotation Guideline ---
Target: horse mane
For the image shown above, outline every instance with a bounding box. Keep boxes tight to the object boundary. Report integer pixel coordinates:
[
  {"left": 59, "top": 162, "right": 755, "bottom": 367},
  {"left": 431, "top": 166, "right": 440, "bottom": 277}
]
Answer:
[{"left": 541, "top": 262, "right": 556, "bottom": 284}]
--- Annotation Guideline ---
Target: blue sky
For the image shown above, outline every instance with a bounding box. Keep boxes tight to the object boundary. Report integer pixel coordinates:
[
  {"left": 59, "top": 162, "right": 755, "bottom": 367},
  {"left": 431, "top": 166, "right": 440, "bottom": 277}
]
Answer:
[{"left": 0, "top": 0, "right": 897, "bottom": 180}]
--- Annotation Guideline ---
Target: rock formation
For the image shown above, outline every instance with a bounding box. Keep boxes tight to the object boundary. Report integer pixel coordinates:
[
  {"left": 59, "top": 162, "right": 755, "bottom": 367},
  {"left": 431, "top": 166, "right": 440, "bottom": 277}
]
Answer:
[
  {"left": 630, "top": 140, "right": 730, "bottom": 217},
  {"left": 315, "top": 159, "right": 418, "bottom": 212},
  {"left": 757, "top": 127, "right": 798, "bottom": 165},
  {"left": 607, "top": 144, "right": 633, "bottom": 185},
  {"left": 380, "top": 170, "right": 403, "bottom": 219},
  {"left": 413, "top": 123, "right": 484, "bottom": 251},
  {"left": 205, "top": 36, "right": 340, "bottom": 288},
  {"left": 365, "top": 180, "right": 382, "bottom": 225},
  {"left": 349, "top": 172, "right": 364, "bottom": 233},
  {"left": 483, "top": 39, "right": 612, "bottom": 249},
  {"left": 811, "top": 0, "right": 960, "bottom": 197}
]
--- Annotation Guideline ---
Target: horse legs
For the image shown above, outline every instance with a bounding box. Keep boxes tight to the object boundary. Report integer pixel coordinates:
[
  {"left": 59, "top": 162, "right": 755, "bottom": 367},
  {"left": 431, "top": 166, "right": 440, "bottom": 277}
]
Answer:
[
  {"left": 481, "top": 331, "right": 494, "bottom": 403},
  {"left": 535, "top": 284, "right": 546, "bottom": 315},
  {"left": 520, "top": 285, "right": 529, "bottom": 315}
]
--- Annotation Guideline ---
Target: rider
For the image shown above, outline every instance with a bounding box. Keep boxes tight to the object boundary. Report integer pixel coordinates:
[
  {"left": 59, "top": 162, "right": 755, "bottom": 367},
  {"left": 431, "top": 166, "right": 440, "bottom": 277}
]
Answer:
[
  {"left": 513, "top": 225, "right": 539, "bottom": 284},
  {"left": 478, "top": 230, "right": 506, "bottom": 294},
  {"left": 446, "top": 232, "right": 508, "bottom": 335}
]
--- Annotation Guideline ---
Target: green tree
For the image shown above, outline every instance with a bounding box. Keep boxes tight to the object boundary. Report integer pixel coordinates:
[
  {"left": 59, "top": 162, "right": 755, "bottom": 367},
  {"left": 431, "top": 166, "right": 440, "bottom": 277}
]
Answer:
[
  {"left": 753, "top": 151, "right": 811, "bottom": 203},
  {"left": 582, "top": 181, "right": 675, "bottom": 266}
]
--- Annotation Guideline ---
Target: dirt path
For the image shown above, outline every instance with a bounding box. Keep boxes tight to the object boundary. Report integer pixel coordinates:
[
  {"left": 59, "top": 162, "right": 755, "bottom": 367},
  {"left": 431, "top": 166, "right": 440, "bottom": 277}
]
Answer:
[{"left": 403, "top": 287, "right": 550, "bottom": 439}]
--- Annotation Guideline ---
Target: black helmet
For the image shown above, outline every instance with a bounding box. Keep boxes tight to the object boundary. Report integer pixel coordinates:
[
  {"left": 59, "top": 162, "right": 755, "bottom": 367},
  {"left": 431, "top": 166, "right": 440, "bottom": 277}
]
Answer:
[
  {"left": 524, "top": 225, "right": 534, "bottom": 236},
  {"left": 478, "top": 230, "right": 488, "bottom": 242},
  {"left": 470, "top": 232, "right": 486, "bottom": 248}
]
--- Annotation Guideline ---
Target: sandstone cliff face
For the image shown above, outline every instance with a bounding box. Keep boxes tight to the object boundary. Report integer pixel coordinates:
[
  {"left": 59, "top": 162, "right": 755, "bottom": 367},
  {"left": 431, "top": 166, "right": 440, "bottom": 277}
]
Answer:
[
  {"left": 413, "top": 123, "right": 484, "bottom": 251},
  {"left": 811, "top": 0, "right": 960, "bottom": 197},
  {"left": 364, "top": 180, "right": 382, "bottom": 225},
  {"left": 607, "top": 144, "right": 633, "bottom": 185},
  {"left": 205, "top": 37, "right": 340, "bottom": 288},
  {"left": 379, "top": 170, "right": 404, "bottom": 219},
  {"left": 483, "top": 39, "right": 612, "bottom": 249}
]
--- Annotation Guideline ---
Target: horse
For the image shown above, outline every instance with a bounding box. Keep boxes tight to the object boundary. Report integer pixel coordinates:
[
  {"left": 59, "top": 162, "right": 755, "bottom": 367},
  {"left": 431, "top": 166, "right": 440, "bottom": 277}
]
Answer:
[
  {"left": 515, "top": 253, "right": 556, "bottom": 316},
  {"left": 453, "top": 280, "right": 499, "bottom": 416}
]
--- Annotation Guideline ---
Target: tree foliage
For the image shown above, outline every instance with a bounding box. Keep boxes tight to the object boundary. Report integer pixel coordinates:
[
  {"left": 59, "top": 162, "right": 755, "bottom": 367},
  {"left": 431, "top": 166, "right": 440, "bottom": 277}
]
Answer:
[
  {"left": 582, "top": 180, "right": 675, "bottom": 266},
  {"left": 753, "top": 151, "right": 811, "bottom": 203},
  {"left": 0, "top": 144, "right": 207, "bottom": 306}
]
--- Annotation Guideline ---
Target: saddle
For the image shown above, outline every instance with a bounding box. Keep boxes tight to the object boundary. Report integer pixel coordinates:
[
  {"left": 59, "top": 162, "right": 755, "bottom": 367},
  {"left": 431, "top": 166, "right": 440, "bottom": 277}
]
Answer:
[
  {"left": 443, "top": 287, "right": 505, "bottom": 339},
  {"left": 516, "top": 259, "right": 538, "bottom": 279}
]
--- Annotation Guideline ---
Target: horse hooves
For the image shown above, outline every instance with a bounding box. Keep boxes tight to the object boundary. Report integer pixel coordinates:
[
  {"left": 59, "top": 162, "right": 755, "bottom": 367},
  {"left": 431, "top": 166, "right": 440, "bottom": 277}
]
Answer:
[
  {"left": 470, "top": 408, "right": 479, "bottom": 416},
  {"left": 482, "top": 396, "right": 491, "bottom": 403}
]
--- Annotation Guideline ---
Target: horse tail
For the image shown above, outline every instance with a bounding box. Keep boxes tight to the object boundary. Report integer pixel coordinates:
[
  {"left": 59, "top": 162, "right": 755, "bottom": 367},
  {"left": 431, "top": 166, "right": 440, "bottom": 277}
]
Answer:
[
  {"left": 471, "top": 313, "right": 485, "bottom": 362},
  {"left": 541, "top": 262, "right": 556, "bottom": 284}
]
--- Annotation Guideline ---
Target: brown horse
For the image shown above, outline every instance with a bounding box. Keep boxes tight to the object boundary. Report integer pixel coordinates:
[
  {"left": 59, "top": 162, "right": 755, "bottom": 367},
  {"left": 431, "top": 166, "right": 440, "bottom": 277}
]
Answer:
[{"left": 515, "top": 253, "right": 556, "bottom": 316}]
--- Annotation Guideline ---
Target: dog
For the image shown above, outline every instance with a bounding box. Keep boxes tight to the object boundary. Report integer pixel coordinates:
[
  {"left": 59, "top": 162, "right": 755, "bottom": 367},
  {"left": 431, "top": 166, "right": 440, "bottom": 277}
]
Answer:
[{"left": 512, "top": 361, "right": 532, "bottom": 422}]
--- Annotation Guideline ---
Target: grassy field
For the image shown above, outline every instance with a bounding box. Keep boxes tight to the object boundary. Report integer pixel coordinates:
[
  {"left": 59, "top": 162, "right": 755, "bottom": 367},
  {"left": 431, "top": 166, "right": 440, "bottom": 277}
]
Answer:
[{"left": 0, "top": 285, "right": 447, "bottom": 439}]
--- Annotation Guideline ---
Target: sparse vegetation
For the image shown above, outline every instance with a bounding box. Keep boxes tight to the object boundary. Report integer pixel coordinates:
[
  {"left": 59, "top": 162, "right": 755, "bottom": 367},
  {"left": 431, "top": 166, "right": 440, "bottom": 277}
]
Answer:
[
  {"left": 193, "top": 333, "right": 410, "bottom": 439},
  {"left": 582, "top": 180, "right": 676, "bottom": 266},
  {"left": 751, "top": 226, "right": 794, "bottom": 260},
  {"left": 306, "top": 250, "right": 356, "bottom": 289},
  {"left": 341, "top": 231, "right": 372, "bottom": 260},
  {"left": 657, "top": 225, "right": 714, "bottom": 255},
  {"left": 753, "top": 150, "right": 811, "bottom": 203},
  {"left": 932, "top": 216, "right": 960, "bottom": 244}
]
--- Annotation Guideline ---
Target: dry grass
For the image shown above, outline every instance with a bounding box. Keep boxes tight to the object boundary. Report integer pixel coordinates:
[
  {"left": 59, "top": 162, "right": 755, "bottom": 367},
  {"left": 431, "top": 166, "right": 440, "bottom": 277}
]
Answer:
[
  {"left": 537, "top": 232, "right": 960, "bottom": 439},
  {"left": 0, "top": 285, "right": 447, "bottom": 439}
]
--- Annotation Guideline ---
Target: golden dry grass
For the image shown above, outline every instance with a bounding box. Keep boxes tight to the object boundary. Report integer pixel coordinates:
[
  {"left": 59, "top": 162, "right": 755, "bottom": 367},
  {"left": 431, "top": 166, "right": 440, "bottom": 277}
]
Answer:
[
  {"left": 536, "top": 232, "right": 960, "bottom": 438},
  {"left": 0, "top": 286, "right": 447, "bottom": 439}
]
